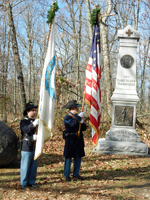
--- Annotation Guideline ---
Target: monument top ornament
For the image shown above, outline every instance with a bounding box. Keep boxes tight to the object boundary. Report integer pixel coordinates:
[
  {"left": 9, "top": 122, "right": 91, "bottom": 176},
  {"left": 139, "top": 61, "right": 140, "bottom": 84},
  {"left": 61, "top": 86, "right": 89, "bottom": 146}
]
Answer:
[{"left": 117, "top": 25, "right": 140, "bottom": 40}]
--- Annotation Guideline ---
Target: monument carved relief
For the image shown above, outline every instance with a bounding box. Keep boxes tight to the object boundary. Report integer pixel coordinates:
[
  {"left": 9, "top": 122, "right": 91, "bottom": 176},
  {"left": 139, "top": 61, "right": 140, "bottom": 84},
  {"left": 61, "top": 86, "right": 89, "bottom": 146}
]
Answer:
[
  {"left": 114, "top": 106, "right": 134, "bottom": 126},
  {"left": 120, "top": 55, "right": 134, "bottom": 69}
]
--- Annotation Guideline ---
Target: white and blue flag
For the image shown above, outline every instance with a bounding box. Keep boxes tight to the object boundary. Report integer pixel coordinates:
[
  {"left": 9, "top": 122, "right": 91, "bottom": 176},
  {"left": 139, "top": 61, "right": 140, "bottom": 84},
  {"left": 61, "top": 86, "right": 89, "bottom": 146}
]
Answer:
[{"left": 34, "top": 20, "right": 56, "bottom": 160}]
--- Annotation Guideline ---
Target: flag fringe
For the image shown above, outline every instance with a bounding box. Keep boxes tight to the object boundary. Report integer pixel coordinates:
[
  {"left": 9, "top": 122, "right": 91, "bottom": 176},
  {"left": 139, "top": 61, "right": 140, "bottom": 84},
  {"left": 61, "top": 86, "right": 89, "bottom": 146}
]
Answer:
[
  {"left": 89, "top": 121, "right": 100, "bottom": 135},
  {"left": 91, "top": 134, "right": 99, "bottom": 146},
  {"left": 44, "top": 134, "right": 53, "bottom": 143},
  {"left": 34, "top": 127, "right": 53, "bottom": 160},
  {"left": 92, "top": 140, "right": 97, "bottom": 146},
  {"left": 89, "top": 121, "right": 100, "bottom": 145},
  {"left": 34, "top": 151, "right": 42, "bottom": 160},
  {"left": 40, "top": 119, "right": 53, "bottom": 133},
  {"left": 85, "top": 99, "right": 91, "bottom": 108}
]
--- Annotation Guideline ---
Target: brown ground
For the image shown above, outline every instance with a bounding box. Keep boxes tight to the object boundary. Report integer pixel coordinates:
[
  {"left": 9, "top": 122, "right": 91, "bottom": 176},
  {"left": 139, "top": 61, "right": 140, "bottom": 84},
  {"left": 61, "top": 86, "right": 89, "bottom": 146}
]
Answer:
[{"left": 0, "top": 115, "right": 150, "bottom": 200}]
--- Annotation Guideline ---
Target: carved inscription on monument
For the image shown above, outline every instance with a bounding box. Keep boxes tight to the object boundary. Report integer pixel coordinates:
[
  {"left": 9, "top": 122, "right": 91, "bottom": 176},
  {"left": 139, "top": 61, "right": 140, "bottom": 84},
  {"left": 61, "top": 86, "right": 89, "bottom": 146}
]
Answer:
[
  {"left": 106, "top": 130, "right": 140, "bottom": 142},
  {"left": 117, "top": 75, "right": 136, "bottom": 87},
  {"left": 114, "top": 105, "right": 134, "bottom": 126},
  {"left": 120, "top": 54, "right": 134, "bottom": 69}
]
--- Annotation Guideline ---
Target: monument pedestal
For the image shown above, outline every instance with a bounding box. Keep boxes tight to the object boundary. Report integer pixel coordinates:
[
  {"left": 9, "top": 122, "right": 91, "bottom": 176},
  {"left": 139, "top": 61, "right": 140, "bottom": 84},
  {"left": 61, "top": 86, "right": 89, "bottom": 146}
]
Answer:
[
  {"left": 94, "top": 138, "right": 148, "bottom": 156},
  {"left": 94, "top": 25, "right": 148, "bottom": 156}
]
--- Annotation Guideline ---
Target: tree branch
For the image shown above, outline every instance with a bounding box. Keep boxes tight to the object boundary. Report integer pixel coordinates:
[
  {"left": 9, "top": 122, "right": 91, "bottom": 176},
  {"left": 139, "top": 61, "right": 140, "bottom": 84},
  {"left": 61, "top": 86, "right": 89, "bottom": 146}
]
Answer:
[{"left": 12, "top": 0, "right": 25, "bottom": 8}]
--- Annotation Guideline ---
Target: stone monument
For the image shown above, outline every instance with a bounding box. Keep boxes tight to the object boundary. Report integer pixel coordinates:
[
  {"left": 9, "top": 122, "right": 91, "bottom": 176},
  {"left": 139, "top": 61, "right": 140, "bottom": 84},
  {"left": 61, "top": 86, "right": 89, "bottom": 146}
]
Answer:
[{"left": 94, "top": 25, "right": 148, "bottom": 156}]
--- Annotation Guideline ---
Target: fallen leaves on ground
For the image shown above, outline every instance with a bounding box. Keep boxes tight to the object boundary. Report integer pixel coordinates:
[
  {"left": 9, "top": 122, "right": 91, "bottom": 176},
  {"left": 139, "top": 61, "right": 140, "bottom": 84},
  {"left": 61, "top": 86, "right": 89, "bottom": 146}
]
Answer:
[{"left": 1, "top": 118, "right": 150, "bottom": 200}]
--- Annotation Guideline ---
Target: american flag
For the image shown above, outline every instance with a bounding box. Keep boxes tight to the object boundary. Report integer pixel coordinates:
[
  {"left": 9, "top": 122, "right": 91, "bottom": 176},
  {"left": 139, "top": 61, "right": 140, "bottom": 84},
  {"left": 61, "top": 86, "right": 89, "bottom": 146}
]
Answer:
[{"left": 85, "top": 17, "right": 101, "bottom": 146}]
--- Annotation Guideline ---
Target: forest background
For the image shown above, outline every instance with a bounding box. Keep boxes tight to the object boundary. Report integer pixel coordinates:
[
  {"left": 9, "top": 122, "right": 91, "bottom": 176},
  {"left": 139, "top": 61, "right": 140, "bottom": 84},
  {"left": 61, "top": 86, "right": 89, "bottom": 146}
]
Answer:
[
  {"left": 0, "top": 1, "right": 150, "bottom": 199},
  {"left": 0, "top": 0, "right": 150, "bottom": 127}
]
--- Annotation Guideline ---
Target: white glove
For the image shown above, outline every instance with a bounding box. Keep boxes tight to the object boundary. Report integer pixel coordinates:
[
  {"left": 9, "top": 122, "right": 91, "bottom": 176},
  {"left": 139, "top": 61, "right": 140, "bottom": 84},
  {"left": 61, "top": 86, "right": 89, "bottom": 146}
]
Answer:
[
  {"left": 80, "top": 119, "right": 84, "bottom": 124},
  {"left": 78, "top": 112, "right": 84, "bottom": 118},
  {"left": 33, "top": 119, "right": 39, "bottom": 127},
  {"left": 33, "top": 134, "right": 37, "bottom": 140}
]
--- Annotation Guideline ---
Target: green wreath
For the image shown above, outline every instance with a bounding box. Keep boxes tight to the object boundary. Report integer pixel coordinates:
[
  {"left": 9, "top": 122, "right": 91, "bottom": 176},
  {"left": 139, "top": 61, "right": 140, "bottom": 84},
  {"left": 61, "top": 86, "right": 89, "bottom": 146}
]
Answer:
[
  {"left": 47, "top": 2, "right": 59, "bottom": 24},
  {"left": 90, "top": 8, "right": 100, "bottom": 27}
]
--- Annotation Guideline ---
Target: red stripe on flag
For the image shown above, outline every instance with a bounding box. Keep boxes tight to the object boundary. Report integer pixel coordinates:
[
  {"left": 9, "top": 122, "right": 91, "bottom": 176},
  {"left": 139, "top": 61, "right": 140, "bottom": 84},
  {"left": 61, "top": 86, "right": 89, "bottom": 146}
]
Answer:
[
  {"left": 91, "top": 79, "right": 98, "bottom": 91},
  {"left": 86, "top": 63, "right": 92, "bottom": 71},
  {"left": 90, "top": 114, "right": 99, "bottom": 134},
  {"left": 86, "top": 78, "right": 92, "bottom": 87},
  {"left": 85, "top": 93, "right": 91, "bottom": 105},
  {"left": 92, "top": 133, "right": 97, "bottom": 145},
  {"left": 91, "top": 96, "right": 99, "bottom": 111}
]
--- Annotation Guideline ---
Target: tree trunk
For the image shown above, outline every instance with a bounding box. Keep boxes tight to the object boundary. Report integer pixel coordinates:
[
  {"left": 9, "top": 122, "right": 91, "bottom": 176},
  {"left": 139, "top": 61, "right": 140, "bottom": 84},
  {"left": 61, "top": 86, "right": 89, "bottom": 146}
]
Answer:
[
  {"left": 77, "top": 0, "right": 82, "bottom": 101},
  {"left": 139, "top": 45, "right": 146, "bottom": 112},
  {"left": 132, "top": 0, "right": 140, "bottom": 30},
  {"left": 86, "top": 0, "right": 93, "bottom": 43},
  {"left": 148, "top": 37, "right": 150, "bottom": 111},
  {"left": 14, "top": 72, "right": 16, "bottom": 117},
  {"left": 27, "top": 6, "right": 32, "bottom": 102},
  {"left": 2, "top": 12, "right": 6, "bottom": 121},
  {"left": 65, "top": 0, "right": 83, "bottom": 100},
  {"left": 100, "top": 0, "right": 113, "bottom": 117},
  {"left": 101, "top": 23, "right": 112, "bottom": 117},
  {"left": 138, "top": 44, "right": 142, "bottom": 111},
  {"left": 5, "top": 0, "right": 26, "bottom": 112},
  {"left": 140, "top": 42, "right": 150, "bottom": 112},
  {"left": 3, "top": 25, "right": 10, "bottom": 122}
]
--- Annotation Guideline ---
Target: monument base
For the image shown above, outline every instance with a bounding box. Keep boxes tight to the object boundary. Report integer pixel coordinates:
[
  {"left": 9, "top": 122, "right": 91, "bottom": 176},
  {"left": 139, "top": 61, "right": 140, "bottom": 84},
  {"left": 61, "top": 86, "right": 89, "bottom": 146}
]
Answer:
[{"left": 93, "top": 138, "right": 148, "bottom": 156}]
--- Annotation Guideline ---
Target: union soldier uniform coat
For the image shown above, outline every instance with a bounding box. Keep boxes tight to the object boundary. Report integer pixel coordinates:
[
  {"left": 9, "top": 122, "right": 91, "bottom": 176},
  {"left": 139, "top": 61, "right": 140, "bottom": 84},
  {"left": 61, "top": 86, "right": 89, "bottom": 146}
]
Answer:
[
  {"left": 20, "top": 117, "right": 36, "bottom": 151},
  {"left": 63, "top": 112, "right": 86, "bottom": 158}
]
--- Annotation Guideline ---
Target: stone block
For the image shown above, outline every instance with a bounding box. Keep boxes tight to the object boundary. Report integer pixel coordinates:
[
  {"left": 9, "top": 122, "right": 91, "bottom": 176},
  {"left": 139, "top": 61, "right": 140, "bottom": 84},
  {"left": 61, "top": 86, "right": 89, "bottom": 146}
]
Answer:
[{"left": 0, "top": 121, "right": 18, "bottom": 167}]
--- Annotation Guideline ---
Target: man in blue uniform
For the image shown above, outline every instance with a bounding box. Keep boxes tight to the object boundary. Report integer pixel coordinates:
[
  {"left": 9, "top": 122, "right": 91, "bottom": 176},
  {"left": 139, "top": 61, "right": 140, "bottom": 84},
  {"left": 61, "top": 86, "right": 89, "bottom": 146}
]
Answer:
[
  {"left": 63, "top": 100, "right": 86, "bottom": 181},
  {"left": 20, "top": 102, "right": 39, "bottom": 190}
]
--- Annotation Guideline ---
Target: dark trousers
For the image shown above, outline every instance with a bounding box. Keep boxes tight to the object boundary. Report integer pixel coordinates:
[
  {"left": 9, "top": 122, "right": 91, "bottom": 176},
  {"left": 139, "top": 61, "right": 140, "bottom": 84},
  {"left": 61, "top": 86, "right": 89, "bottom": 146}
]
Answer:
[{"left": 64, "top": 154, "right": 81, "bottom": 178}]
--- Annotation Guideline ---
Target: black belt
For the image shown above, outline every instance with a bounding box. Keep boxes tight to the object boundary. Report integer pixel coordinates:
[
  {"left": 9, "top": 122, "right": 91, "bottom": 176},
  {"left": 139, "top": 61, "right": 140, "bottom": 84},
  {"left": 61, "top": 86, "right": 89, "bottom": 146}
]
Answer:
[
  {"left": 23, "top": 136, "right": 33, "bottom": 141},
  {"left": 69, "top": 132, "right": 76, "bottom": 136},
  {"left": 63, "top": 131, "right": 76, "bottom": 139},
  {"left": 23, "top": 135, "right": 34, "bottom": 146}
]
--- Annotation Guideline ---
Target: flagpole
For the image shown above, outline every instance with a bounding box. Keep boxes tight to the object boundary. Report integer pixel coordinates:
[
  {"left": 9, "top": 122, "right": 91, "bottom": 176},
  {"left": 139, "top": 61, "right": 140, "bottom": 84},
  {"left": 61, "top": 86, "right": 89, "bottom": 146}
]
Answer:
[
  {"left": 35, "top": 0, "right": 57, "bottom": 137},
  {"left": 34, "top": 17, "right": 54, "bottom": 138},
  {"left": 34, "top": 1, "right": 58, "bottom": 160},
  {"left": 34, "top": 19, "right": 55, "bottom": 159},
  {"left": 46, "top": 0, "right": 56, "bottom": 52},
  {"left": 46, "top": 21, "right": 53, "bottom": 51},
  {"left": 77, "top": 91, "right": 86, "bottom": 137},
  {"left": 84, "top": 7, "right": 101, "bottom": 145}
]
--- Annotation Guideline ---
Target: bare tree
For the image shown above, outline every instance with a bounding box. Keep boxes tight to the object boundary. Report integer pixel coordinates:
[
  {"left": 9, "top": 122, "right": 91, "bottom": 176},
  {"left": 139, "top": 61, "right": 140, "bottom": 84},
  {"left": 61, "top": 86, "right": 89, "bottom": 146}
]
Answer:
[
  {"left": 1, "top": 11, "right": 7, "bottom": 121},
  {"left": 132, "top": 0, "right": 140, "bottom": 30},
  {"left": 139, "top": 41, "right": 150, "bottom": 112},
  {"left": 26, "top": 3, "right": 33, "bottom": 102},
  {"left": 0, "top": 0, "right": 149, "bottom": 122},
  {"left": 148, "top": 54, "right": 150, "bottom": 112},
  {"left": 86, "top": 0, "right": 93, "bottom": 43},
  {"left": 100, "top": 0, "right": 113, "bottom": 117},
  {"left": 5, "top": 0, "right": 26, "bottom": 112}
]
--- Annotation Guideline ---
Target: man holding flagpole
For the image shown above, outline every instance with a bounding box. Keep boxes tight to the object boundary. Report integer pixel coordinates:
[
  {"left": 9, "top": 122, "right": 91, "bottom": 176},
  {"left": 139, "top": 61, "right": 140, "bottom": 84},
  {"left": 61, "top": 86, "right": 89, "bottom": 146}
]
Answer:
[
  {"left": 63, "top": 100, "right": 87, "bottom": 181},
  {"left": 20, "top": 102, "right": 39, "bottom": 190}
]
